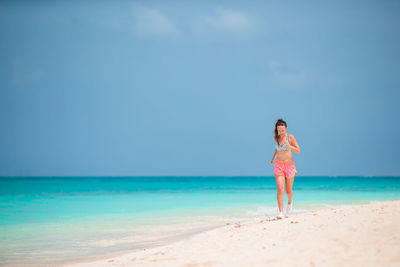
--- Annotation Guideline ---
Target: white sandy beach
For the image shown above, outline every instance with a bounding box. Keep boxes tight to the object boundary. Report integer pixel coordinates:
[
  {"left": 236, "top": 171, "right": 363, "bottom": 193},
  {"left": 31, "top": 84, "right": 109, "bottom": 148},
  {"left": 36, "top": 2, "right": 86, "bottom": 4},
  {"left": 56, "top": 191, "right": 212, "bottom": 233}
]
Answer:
[{"left": 64, "top": 200, "right": 400, "bottom": 267}]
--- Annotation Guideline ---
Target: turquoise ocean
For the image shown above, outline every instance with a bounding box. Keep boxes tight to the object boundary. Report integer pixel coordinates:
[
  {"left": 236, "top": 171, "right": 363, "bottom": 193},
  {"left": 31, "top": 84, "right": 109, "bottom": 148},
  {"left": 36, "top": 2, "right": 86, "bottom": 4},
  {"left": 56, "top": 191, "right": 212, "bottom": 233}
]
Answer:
[{"left": 1, "top": 176, "right": 399, "bottom": 266}]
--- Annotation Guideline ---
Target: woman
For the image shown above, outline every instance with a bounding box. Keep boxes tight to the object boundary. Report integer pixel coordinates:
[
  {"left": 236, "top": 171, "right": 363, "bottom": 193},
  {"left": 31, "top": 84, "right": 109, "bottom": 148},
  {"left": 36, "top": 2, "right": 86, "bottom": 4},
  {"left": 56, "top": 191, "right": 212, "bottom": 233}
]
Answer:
[{"left": 270, "top": 118, "right": 301, "bottom": 219}]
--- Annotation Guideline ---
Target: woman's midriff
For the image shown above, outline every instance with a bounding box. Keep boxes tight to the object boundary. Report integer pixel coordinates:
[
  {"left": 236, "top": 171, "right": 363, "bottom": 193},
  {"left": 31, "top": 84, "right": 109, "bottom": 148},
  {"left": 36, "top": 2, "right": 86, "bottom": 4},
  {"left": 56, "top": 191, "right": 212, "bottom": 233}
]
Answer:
[{"left": 276, "top": 150, "right": 293, "bottom": 162}]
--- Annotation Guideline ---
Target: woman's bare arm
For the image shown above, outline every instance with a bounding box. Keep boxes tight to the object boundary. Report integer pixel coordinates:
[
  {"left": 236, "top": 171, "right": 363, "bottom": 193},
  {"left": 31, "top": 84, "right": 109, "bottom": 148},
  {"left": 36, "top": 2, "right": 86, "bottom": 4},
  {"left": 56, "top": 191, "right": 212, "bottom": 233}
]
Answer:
[
  {"left": 270, "top": 149, "right": 277, "bottom": 164},
  {"left": 288, "top": 135, "right": 301, "bottom": 154}
]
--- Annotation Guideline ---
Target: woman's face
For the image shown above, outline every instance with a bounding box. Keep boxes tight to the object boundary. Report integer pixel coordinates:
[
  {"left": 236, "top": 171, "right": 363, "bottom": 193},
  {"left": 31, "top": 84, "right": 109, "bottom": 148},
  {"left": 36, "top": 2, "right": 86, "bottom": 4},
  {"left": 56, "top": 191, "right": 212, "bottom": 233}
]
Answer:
[{"left": 277, "top": 125, "right": 287, "bottom": 136}]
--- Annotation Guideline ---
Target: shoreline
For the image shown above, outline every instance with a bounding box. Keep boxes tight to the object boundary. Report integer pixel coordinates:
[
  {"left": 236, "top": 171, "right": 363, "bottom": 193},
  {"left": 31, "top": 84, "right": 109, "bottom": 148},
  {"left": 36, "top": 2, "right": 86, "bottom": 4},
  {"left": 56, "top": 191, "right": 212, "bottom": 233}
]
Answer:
[
  {"left": 64, "top": 199, "right": 400, "bottom": 267},
  {"left": 59, "top": 223, "right": 227, "bottom": 267}
]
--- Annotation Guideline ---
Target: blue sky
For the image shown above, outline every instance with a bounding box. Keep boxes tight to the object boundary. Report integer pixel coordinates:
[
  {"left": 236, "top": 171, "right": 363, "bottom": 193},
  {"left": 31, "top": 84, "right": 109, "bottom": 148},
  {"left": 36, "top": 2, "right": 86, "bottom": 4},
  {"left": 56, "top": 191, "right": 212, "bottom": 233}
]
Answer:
[{"left": 0, "top": 0, "right": 399, "bottom": 176}]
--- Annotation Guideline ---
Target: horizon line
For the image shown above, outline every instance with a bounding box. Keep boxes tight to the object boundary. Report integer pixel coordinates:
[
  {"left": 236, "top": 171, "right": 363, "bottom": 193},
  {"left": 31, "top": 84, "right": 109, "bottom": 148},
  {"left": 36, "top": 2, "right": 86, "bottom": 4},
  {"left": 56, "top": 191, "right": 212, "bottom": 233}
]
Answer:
[{"left": 1, "top": 175, "right": 399, "bottom": 178}]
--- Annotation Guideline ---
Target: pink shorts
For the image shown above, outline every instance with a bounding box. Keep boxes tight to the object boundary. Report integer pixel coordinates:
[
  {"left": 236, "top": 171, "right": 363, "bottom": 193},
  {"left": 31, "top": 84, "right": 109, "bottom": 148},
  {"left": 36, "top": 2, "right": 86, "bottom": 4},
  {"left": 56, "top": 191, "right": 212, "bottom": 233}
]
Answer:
[{"left": 274, "top": 160, "right": 298, "bottom": 178}]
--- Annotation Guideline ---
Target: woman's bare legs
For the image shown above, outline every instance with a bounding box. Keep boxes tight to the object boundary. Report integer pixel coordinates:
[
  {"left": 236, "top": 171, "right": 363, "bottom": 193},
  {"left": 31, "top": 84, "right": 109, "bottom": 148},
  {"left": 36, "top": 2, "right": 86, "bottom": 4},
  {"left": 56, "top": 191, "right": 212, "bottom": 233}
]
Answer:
[
  {"left": 285, "top": 176, "right": 295, "bottom": 205},
  {"left": 275, "top": 174, "right": 285, "bottom": 212}
]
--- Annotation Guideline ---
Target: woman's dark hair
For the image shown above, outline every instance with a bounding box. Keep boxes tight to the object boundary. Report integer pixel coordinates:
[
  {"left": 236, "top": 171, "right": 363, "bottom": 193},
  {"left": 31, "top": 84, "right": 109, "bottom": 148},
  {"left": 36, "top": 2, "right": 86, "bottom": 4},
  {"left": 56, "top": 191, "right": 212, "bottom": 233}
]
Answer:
[{"left": 274, "top": 118, "right": 287, "bottom": 145}]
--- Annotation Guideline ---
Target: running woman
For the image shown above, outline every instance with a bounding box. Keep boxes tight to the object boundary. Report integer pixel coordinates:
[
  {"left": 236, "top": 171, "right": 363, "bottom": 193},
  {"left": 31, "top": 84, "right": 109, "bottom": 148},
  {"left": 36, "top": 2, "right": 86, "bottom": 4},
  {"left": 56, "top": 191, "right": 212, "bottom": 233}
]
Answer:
[{"left": 270, "top": 118, "right": 301, "bottom": 219}]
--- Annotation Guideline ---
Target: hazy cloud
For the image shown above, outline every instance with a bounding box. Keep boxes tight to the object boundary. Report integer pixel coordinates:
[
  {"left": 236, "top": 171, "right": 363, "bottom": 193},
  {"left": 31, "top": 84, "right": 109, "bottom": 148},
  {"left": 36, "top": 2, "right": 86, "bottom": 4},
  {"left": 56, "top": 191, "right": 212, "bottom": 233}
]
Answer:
[
  {"left": 133, "top": 6, "right": 179, "bottom": 37},
  {"left": 267, "top": 60, "right": 307, "bottom": 88},
  {"left": 205, "top": 8, "right": 253, "bottom": 34}
]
